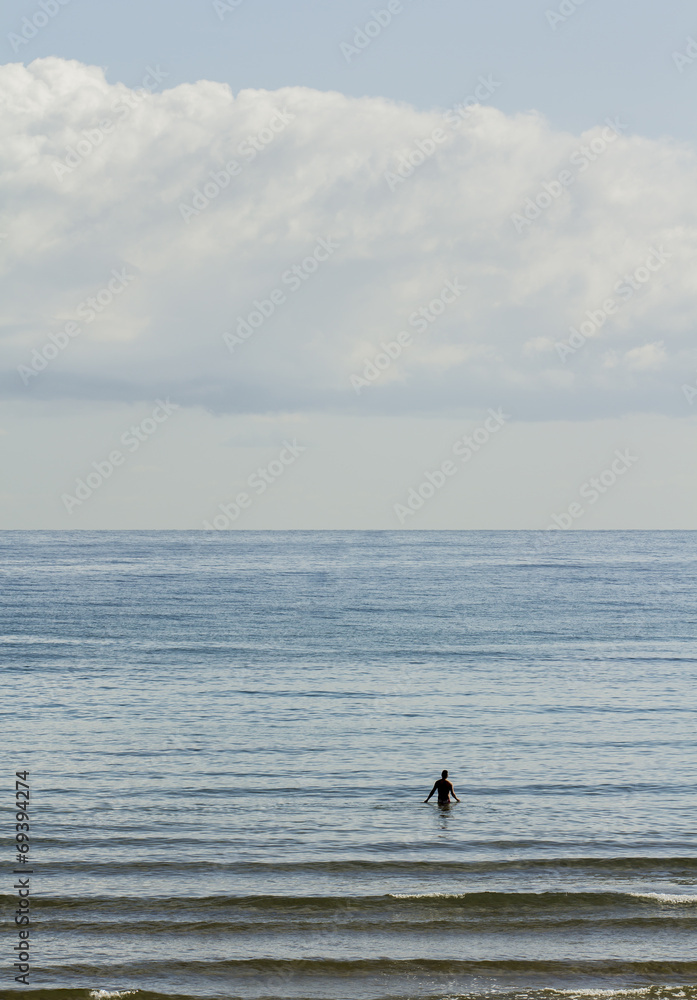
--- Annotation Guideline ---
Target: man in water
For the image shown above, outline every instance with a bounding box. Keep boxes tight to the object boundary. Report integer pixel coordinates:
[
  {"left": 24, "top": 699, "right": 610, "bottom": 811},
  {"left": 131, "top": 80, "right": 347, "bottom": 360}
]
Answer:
[{"left": 424, "top": 769, "right": 460, "bottom": 804}]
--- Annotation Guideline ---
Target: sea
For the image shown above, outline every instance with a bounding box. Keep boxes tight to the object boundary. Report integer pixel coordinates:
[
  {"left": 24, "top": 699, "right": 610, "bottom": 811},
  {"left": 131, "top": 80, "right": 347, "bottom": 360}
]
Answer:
[{"left": 2, "top": 530, "right": 697, "bottom": 1000}]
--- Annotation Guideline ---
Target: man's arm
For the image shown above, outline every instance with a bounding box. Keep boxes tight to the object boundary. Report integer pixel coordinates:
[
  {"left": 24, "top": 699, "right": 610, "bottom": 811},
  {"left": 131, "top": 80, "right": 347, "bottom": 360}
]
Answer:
[
  {"left": 424, "top": 783, "right": 437, "bottom": 803},
  {"left": 448, "top": 781, "right": 460, "bottom": 802}
]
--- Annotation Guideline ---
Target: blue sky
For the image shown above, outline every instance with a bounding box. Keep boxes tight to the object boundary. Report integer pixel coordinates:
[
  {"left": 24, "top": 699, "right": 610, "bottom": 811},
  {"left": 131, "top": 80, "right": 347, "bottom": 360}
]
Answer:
[{"left": 2, "top": 0, "right": 696, "bottom": 139}]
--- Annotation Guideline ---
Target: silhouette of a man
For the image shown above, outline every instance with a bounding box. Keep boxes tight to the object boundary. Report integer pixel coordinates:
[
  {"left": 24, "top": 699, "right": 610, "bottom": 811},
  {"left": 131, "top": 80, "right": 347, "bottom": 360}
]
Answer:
[{"left": 424, "top": 769, "right": 460, "bottom": 804}]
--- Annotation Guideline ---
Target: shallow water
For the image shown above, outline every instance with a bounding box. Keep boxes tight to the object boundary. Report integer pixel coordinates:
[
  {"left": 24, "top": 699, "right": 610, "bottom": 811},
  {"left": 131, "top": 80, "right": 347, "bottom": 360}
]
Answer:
[{"left": 2, "top": 530, "right": 697, "bottom": 1000}]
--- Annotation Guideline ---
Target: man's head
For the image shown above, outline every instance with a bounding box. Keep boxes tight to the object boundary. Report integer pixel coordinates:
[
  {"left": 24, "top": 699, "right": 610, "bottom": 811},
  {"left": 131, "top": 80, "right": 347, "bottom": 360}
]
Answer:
[{"left": 441, "top": 769, "right": 448, "bottom": 778}]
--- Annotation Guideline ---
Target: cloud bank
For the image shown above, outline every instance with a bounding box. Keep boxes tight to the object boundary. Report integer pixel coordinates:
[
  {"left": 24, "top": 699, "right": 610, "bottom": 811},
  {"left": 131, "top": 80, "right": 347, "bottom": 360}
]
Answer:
[{"left": 1, "top": 57, "right": 696, "bottom": 419}]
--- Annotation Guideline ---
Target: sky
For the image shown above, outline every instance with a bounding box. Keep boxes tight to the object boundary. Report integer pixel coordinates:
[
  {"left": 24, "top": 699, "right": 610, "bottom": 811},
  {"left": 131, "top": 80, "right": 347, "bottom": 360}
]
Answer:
[{"left": 1, "top": 0, "right": 696, "bottom": 528}]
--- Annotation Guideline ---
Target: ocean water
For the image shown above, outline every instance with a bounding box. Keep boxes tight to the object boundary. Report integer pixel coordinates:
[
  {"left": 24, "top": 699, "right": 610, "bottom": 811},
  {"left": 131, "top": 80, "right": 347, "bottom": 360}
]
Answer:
[{"left": 2, "top": 530, "right": 697, "bottom": 1000}]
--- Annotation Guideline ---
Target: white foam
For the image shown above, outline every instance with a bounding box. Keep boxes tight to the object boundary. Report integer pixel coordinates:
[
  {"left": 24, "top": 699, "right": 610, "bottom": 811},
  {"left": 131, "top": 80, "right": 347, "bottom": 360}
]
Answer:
[
  {"left": 549, "top": 989, "right": 694, "bottom": 998},
  {"left": 549, "top": 990, "right": 653, "bottom": 997},
  {"left": 89, "top": 991, "right": 138, "bottom": 999},
  {"left": 388, "top": 892, "right": 469, "bottom": 898},
  {"left": 628, "top": 891, "right": 697, "bottom": 904},
  {"left": 390, "top": 890, "right": 697, "bottom": 904}
]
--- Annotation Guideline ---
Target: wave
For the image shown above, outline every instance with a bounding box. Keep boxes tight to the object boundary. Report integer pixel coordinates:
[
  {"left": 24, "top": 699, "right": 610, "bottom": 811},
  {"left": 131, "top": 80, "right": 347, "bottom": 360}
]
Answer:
[
  {"left": 34, "top": 916, "right": 697, "bottom": 938},
  {"left": 1, "top": 993, "right": 200, "bottom": 1000},
  {"left": 5, "top": 991, "right": 697, "bottom": 1000},
  {"left": 12, "top": 889, "right": 697, "bottom": 914},
  {"left": 17, "top": 856, "right": 697, "bottom": 875},
  {"left": 628, "top": 892, "right": 697, "bottom": 904},
  {"left": 388, "top": 890, "right": 697, "bottom": 907},
  {"left": 36, "top": 957, "right": 697, "bottom": 978}
]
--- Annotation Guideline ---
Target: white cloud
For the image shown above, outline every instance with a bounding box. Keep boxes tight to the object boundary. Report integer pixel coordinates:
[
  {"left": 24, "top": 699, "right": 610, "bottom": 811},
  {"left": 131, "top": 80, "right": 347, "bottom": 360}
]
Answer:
[
  {"left": 624, "top": 340, "right": 667, "bottom": 371},
  {"left": 1, "top": 57, "right": 697, "bottom": 420},
  {"left": 523, "top": 337, "right": 556, "bottom": 355}
]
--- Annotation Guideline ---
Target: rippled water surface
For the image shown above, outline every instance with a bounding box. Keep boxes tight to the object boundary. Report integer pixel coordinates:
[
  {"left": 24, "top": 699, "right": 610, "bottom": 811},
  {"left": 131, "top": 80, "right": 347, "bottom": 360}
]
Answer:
[{"left": 2, "top": 530, "right": 697, "bottom": 1000}]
